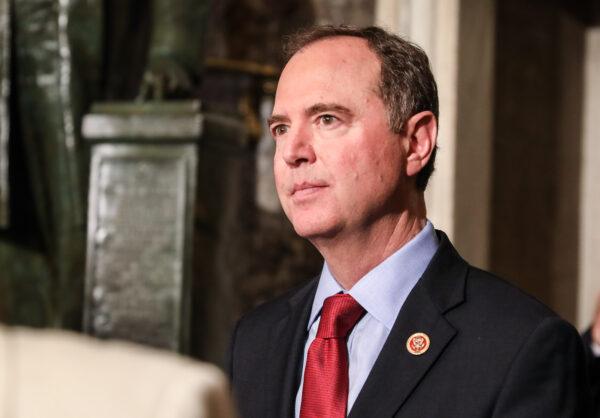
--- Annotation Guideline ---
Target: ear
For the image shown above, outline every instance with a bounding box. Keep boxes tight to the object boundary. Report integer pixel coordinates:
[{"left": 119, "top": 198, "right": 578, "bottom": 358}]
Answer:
[{"left": 403, "top": 111, "right": 437, "bottom": 178}]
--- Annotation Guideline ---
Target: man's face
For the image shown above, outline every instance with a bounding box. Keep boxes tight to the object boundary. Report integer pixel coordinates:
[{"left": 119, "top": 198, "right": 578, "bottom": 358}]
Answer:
[{"left": 269, "top": 37, "right": 410, "bottom": 242}]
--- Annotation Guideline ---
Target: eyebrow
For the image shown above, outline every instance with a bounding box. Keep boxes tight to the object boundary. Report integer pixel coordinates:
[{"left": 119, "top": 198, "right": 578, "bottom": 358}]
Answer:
[
  {"left": 267, "top": 114, "right": 289, "bottom": 127},
  {"left": 306, "top": 103, "right": 353, "bottom": 118},
  {"left": 267, "top": 103, "right": 354, "bottom": 127}
]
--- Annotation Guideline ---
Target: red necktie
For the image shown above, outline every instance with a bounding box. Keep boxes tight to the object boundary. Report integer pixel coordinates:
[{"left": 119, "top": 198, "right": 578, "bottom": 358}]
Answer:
[{"left": 300, "top": 294, "right": 365, "bottom": 418}]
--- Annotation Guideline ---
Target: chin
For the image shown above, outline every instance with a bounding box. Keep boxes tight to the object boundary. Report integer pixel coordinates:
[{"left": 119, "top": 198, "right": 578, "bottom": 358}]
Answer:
[{"left": 290, "top": 218, "right": 340, "bottom": 241}]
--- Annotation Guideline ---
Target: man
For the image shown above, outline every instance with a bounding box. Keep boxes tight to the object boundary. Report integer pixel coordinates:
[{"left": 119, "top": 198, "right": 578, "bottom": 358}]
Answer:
[{"left": 228, "top": 25, "right": 590, "bottom": 417}]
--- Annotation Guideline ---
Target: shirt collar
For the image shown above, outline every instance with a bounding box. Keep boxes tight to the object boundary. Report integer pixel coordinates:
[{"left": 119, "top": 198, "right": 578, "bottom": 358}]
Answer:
[{"left": 308, "top": 221, "right": 439, "bottom": 331}]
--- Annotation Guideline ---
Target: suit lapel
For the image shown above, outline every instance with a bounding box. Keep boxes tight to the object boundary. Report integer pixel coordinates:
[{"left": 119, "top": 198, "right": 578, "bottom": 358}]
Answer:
[
  {"left": 265, "top": 280, "right": 317, "bottom": 418},
  {"left": 348, "top": 232, "right": 468, "bottom": 417}
]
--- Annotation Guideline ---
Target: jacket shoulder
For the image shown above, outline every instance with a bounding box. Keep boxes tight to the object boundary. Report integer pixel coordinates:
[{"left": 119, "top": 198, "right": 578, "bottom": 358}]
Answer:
[
  {"left": 444, "top": 265, "right": 581, "bottom": 364},
  {"left": 464, "top": 266, "right": 557, "bottom": 324}
]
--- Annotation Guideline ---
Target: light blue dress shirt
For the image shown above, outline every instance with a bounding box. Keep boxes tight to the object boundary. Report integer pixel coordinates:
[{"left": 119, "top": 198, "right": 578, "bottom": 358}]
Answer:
[{"left": 294, "top": 221, "right": 439, "bottom": 417}]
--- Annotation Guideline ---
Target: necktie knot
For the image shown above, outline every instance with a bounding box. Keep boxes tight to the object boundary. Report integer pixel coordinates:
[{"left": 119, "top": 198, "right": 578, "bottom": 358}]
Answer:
[{"left": 317, "top": 294, "right": 365, "bottom": 339}]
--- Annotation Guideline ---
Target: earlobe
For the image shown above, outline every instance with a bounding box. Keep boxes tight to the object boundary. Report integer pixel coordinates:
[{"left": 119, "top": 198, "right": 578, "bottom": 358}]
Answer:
[{"left": 404, "top": 111, "right": 437, "bottom": 177}]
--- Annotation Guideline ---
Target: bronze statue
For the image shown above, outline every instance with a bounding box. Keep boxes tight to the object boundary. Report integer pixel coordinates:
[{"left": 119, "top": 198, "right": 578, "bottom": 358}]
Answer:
[{"left": 0, "top": 0, "right": 208, "bottom": 328}]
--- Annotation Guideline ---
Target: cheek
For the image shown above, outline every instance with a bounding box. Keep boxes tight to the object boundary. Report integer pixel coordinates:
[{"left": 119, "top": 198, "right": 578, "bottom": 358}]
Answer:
[
  {"left": 349, "top": 150, "right": 401, "bottom": 195},
  {"left": 339, "top": 147, "right": 385, "bottom": 182},
  {"left": 273, "top": 159, "right": 287, "bottom": 193},
  {"left": 331, "top": 153, "right": 362, "bottom": 190},
  {"left": 337, "top": 151, "right": 359, "bottom": 173}
]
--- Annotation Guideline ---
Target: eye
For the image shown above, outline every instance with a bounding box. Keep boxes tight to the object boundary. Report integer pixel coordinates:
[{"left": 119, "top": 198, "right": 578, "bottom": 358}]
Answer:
[
  {"left": 319, "top": 114, "right": 338, "bottom": 125},
  {"left": 271, "top": 124, "right": 288, "bottom": 137}
]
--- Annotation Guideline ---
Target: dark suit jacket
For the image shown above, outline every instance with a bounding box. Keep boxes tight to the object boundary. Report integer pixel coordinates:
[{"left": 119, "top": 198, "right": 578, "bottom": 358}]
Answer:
[
  {"left": 583, "top": 330, "right": 600, "bottom": 417},
  {"left": 229, "top": 232, "right": 591, "bottom": 417}
]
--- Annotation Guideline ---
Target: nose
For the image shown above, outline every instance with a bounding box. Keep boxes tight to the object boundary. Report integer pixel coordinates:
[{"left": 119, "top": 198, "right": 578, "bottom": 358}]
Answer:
[{"left": 280, "top": 124, "right": 316, "bottom": 167}]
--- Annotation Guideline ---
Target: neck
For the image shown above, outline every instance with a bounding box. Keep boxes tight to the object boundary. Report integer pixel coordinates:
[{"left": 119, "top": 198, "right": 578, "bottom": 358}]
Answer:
[{"left": 312, "top": 199, "right": 427, "bottom": 290}]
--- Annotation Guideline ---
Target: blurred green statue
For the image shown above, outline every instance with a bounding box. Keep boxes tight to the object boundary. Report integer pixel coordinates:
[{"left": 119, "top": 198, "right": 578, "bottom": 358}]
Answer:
[{"left": 0, "top": 0, "right": 208, "bottom": 328}]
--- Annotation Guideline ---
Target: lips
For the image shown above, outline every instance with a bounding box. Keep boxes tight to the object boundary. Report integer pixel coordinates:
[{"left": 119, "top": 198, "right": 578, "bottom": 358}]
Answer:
[{"left": 291, "top": 182, "right": 328, "bottom": 198}]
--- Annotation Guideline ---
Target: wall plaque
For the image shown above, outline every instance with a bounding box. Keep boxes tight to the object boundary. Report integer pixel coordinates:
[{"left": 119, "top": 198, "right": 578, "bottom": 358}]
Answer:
[{"left": 82, "top": 101, "right": 200, "bottom": 352}]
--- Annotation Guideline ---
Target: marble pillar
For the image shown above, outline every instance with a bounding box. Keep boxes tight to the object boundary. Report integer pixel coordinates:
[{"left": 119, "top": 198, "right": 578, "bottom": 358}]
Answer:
[{"left": 578, "top": 27, "right": 600, "bottom": 329}]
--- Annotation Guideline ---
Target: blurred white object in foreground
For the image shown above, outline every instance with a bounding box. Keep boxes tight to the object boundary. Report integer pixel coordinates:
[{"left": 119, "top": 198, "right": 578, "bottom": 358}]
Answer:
[{"left": 0, "top": 325, "right": 236, "bottom": 418}]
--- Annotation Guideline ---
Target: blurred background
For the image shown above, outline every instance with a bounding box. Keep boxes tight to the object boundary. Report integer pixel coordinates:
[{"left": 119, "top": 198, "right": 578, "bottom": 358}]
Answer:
[{"left": 0, "top": 0, "right": 598, "bottom": 367}]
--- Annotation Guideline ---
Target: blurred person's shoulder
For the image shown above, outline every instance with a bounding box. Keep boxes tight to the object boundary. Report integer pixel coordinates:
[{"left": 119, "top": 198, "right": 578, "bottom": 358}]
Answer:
[{"left": 0, "top": 325, "right": 236, "bottom": 418}]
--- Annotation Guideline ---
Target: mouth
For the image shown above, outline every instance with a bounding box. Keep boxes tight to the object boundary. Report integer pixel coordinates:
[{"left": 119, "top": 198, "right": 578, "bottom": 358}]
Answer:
[{"left": 291, "top": 182, "right": 328, "bottom": 199}]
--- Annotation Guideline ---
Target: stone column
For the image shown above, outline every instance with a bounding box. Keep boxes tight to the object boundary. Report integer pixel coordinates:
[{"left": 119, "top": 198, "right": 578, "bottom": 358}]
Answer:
[
  {"left": 578, "top": 27, "right": 600, "bottom": 329},
  {"left": 375, "top": 0, "right": 495, "bottom": 268}
]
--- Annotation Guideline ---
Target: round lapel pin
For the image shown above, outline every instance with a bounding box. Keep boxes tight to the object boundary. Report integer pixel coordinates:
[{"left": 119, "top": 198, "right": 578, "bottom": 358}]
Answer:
[{"left": 406, "top": 332, "right": 430, "bottom": 355}]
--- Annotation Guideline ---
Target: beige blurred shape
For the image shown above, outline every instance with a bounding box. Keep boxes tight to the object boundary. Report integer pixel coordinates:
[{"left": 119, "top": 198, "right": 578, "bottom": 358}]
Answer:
[{"left": 0, "top": 326, "right": 237, "bottom": 418}]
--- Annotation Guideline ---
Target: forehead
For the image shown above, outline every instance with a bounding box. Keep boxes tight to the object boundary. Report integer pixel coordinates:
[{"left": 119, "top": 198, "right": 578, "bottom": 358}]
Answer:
[
  {"left": 288, "top": 36, "right": 378, "bottom": 66},
  {"left": 275, "top": 37, "right": 381, "bottom": 106}
]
